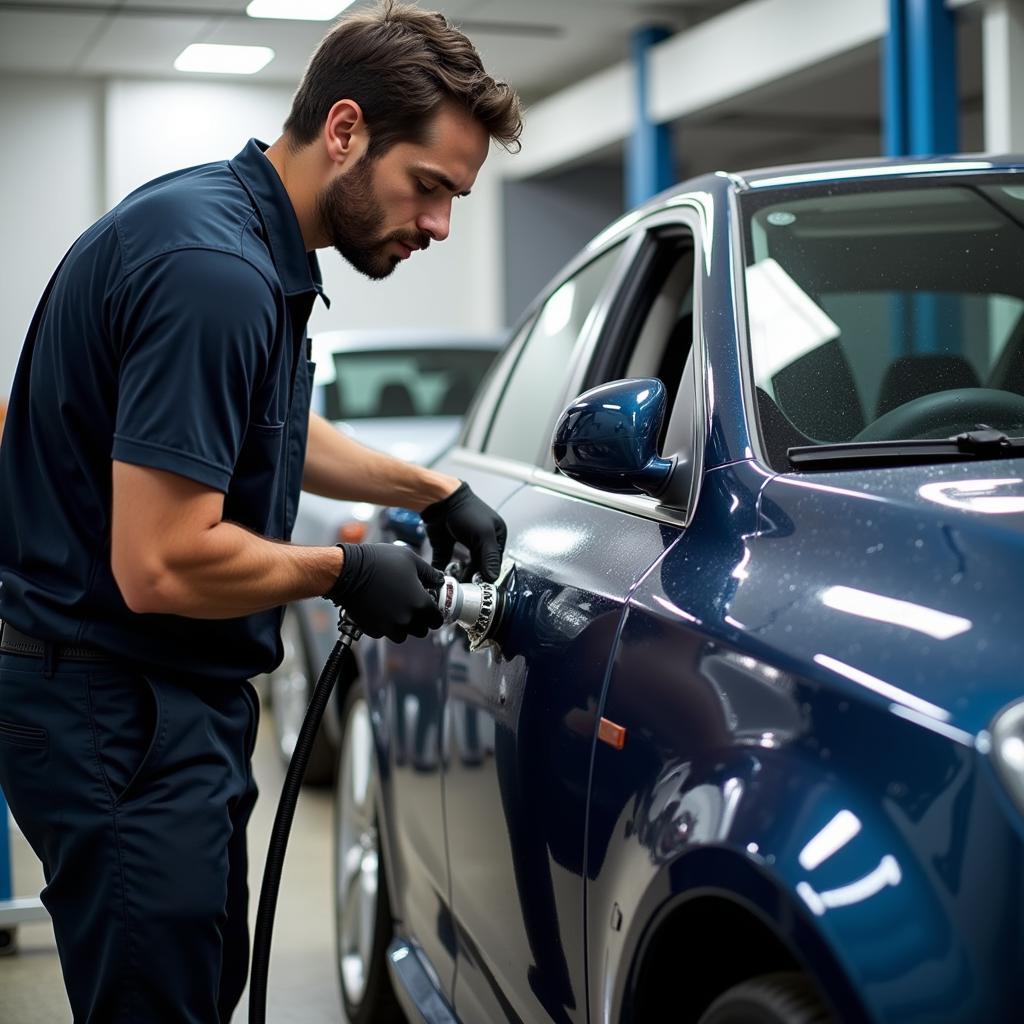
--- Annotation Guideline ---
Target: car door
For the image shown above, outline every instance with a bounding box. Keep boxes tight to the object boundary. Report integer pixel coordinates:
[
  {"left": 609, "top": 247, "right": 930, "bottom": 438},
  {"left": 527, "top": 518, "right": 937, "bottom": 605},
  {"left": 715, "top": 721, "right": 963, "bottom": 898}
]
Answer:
[{"left": 436, "top": 213, "right": 706, "bottom": 1024}]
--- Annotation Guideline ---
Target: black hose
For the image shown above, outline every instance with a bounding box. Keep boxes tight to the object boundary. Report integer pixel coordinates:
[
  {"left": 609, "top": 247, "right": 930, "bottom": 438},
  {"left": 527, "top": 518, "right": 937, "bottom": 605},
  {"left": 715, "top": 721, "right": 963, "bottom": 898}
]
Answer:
[{"left": 248, "top": 614, "right": 360, "bottom": 1024}]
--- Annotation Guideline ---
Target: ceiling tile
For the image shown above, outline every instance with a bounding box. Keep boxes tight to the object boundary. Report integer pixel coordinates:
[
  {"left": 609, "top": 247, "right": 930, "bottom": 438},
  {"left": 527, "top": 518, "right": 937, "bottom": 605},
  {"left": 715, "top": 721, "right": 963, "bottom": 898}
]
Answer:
[
  {"left": 78, "top": 14, "right": 215, "bottom": 75},
  {"left": 198, "top": 17, "right": 331, "bottom": 80},
  {"left": 124, "top": 0, "right": 248, "bottom": 9},
  {"left": 0, "top": 11, "right": 108, "bottom": 74}
]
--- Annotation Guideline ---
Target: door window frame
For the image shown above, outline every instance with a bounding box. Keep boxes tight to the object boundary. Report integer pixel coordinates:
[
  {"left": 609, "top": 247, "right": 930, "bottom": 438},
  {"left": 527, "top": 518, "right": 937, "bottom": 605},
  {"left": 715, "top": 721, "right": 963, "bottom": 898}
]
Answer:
[{"left": 450, "top": 202, "right": 711, "bottom": 530}]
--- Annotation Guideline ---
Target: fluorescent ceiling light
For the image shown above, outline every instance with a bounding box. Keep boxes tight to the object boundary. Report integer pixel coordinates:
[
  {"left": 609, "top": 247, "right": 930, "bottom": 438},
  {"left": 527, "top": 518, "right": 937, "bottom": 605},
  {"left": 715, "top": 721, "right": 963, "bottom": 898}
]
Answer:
[
  {"left": 247, "top": 0, "right": 353, "bottom": 19},
  {"left": 174, "top": 44, "right": 275, "bottom": 75}
]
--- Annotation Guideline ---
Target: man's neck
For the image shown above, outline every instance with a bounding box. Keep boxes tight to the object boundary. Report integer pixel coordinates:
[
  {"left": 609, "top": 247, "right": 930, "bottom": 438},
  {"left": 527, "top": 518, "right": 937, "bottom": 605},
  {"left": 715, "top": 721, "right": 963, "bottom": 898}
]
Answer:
[{"left": 263, "top": 137, "right": 323, "bottom": 252}]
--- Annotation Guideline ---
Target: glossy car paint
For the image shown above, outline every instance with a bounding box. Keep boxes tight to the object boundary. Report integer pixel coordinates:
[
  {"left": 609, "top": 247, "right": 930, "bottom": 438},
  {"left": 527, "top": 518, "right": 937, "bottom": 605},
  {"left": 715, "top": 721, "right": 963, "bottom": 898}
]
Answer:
[
  {"left": 368, "top": 471, "right": 525, "bottom": 1005},
  {"left": 440, "top": 482, "right": 678, "bottom": 1024},
  {"left": 361, "top": 155, "right": 1024, "bottom": 1024}
]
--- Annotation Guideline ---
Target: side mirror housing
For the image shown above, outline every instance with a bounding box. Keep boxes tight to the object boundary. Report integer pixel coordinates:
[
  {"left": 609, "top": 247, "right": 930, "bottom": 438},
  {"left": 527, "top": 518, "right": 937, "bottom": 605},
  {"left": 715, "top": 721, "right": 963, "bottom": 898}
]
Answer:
[{"left": 551, "top": 378, "right": 674, "bottom": 498}]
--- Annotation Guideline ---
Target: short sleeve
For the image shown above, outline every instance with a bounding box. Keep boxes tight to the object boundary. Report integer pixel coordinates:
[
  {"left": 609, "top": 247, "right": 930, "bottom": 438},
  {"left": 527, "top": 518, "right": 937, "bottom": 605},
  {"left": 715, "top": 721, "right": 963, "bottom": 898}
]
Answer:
[{"left": 110, "top": 249, "right": 277, "bottom": 492}]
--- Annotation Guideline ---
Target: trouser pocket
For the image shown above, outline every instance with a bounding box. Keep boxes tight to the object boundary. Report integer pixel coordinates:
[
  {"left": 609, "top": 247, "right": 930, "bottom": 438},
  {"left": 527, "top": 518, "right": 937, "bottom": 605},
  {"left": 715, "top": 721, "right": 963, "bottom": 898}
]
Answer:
[
  {"left": 87, "top": 668, "right": 162, "bottom": 806},
  {"left": 0, "top": 717, "right": 48, "bottom": 748}
]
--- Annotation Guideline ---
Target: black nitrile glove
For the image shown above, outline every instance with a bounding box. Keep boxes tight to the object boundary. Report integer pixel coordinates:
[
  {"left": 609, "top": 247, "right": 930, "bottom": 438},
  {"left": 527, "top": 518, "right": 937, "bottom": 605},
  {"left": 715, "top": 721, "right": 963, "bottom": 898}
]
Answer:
[
  {"left": 324, "top": 543, "right": 444, "bottom": 641},
  {"left": 420, "top": 482, "right": 508, "bottom": 583}
]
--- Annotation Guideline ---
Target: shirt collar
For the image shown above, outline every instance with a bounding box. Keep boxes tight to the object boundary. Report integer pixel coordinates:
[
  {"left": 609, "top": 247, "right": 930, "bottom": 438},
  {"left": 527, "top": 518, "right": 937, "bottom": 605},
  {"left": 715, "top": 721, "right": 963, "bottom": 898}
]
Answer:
[{"left": 229, "top": 138, "right": 330, "bottom": 308}]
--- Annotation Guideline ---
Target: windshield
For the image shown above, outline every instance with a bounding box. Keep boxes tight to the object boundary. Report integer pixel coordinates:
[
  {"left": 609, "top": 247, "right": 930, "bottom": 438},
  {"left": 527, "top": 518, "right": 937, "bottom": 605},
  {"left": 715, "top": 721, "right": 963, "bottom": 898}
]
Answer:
[
  {"left": 316, "top": 347, "right": 496, "bottom": 421},
  {"left": 740, "top": 177, "right": 1024, "bottom": 468}
]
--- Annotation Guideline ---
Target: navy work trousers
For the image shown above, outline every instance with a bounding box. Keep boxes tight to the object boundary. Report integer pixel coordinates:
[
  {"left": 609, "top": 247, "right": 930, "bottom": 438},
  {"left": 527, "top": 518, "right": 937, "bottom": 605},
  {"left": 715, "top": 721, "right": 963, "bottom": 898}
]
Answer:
[{"left": 0, "top": 650, "right": 260, "bottom": 1023}]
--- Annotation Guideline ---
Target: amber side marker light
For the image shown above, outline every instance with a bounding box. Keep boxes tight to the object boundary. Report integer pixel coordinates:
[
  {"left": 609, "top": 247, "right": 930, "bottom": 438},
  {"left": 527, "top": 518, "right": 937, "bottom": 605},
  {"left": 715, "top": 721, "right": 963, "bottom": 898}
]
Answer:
[
  {"left": 598, "top": 718, "right": 627, "bottom": 750},
  {"left": 337, "top": 520, "right": 368, "bottom": 544}
]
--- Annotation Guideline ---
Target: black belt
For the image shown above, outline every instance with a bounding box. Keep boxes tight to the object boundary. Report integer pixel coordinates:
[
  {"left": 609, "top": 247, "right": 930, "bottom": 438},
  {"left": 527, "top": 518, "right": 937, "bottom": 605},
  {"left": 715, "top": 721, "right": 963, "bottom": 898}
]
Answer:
[{"left": 0, "top": 621, "right": 109, "bottom": 661}]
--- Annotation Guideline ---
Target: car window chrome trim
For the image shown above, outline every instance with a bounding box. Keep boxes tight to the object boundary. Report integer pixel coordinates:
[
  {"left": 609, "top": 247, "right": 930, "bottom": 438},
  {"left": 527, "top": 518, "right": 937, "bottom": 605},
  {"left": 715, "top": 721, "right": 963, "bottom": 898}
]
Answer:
[
  {"left": 449, "top": 447, "right": 537, "bottom": 484},
  {"left": 447, "top": 447, "right": 693, "bottom": 528}
]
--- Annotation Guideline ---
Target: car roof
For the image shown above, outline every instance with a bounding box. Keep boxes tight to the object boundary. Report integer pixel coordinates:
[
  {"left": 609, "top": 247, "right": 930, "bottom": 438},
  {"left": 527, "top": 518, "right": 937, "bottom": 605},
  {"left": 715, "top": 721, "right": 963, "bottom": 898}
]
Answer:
[
  {"left": 572, "top": 152, "right": 1024, "bottom": 268},
  {"left": 732, "top": 151, "right": 1024, "bottom": 190},
  {"left": 310, "top": 329, "right": 505, "bottom": 355}
]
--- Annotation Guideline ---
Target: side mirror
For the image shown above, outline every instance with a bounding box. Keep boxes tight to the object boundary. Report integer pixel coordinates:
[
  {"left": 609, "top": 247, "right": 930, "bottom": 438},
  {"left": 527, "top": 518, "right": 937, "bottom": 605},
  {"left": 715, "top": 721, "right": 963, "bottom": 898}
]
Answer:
[
  {"left": 380, "top": 507, "right": 426, "bottom": 549},
  {"left": 552, "top": 378, "right": 674, "bottom": 498}
]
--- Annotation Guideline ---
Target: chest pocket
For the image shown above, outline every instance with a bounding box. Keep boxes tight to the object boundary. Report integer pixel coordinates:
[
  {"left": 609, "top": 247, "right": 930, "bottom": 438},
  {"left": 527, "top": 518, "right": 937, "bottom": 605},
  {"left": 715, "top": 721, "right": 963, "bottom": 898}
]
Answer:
[{"left": 224, "top": 420, "right": 285, "bottom": 535}]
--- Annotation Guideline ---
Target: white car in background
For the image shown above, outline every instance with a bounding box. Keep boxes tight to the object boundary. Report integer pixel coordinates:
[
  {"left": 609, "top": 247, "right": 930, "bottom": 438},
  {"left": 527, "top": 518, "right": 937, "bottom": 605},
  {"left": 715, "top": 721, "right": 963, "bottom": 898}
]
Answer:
[{"left": 261, "top": 329, "right": 503, "bottom": 782}]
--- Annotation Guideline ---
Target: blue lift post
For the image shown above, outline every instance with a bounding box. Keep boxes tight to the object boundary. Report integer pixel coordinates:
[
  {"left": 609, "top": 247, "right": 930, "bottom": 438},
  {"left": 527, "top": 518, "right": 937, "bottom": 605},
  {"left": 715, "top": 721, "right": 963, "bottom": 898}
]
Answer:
[
  {"left": 884, "top": 0, "right": 961, "bottom": 357},
  {"left": 0, "top": 788, "right": 48, "bottom": 954},
  {"left": 626, "top": 26, "right": 676, "bottom": 210},
  {"left": 0, "top": 791, "right": 10, "bottom": 904}
]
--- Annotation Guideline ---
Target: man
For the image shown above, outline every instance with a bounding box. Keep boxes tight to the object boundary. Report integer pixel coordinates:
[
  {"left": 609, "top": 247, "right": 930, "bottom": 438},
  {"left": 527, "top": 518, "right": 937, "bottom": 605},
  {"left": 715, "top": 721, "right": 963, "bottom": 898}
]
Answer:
[{"left": 0, "top": 3, "right": 521, "bottom": 1021}]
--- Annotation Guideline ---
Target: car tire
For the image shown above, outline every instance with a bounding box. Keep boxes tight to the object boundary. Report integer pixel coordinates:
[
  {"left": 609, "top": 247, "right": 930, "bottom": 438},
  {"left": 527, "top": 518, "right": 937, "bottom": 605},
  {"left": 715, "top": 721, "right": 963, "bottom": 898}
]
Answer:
[
  {"left": 268, "top": 605, "right": 335, "bottom": 785},
  {"left": 334, "top": 686, "right": 404, "bottom": 1024},
  {"left": 698, "top": 972, "right": 832, "bottom": 1024}
]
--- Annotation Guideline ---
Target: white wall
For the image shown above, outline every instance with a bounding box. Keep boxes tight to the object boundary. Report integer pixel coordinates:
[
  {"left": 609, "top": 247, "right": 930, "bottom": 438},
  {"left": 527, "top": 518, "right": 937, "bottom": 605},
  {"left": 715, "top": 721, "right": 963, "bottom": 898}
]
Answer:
[
  {"left": 0, "top": 76, "right": 104, "bottom": 392},
  {"left": 983, "top": 0, "right": 1024, "bottom": 151},
  {"left": 0, "top": 75, "right": 505, "bottom": 394},
  {"left": 104, "top": 79, "right": 294, "bottom": 207}
]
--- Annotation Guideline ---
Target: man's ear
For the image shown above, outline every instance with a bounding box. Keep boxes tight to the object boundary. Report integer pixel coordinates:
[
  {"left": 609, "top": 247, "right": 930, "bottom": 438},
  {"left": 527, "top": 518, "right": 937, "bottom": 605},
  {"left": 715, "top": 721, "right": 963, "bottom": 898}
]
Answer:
[{"left": 324, "top": 99, "right": 368, "bottom": 167}]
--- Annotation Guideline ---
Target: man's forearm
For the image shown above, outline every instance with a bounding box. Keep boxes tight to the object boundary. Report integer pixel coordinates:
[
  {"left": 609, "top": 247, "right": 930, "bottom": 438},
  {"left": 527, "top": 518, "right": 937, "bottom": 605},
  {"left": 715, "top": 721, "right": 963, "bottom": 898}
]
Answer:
[
  {"left": 112, "top": 460, "right": 344, "bottom": 619},
  {"left": 303, "top": 411, "right": 459, "bottom": 510},
  {"left": 118, "top": 513, "right": 343, "bottom": 619}
]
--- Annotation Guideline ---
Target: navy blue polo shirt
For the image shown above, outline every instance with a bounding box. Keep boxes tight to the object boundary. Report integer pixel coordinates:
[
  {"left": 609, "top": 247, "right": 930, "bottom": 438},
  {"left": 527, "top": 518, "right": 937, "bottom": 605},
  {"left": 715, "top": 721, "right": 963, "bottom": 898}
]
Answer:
[{"left": 0, "top": 139, "right": 329, "bottom": 681}]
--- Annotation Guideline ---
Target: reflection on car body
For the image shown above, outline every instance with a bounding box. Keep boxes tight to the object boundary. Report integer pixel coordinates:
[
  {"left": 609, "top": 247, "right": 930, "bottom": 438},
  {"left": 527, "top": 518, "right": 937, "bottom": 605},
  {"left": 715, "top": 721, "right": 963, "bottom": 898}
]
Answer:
[{"left": 334, "top": 156, "right": 1024, "bottom": 1024}]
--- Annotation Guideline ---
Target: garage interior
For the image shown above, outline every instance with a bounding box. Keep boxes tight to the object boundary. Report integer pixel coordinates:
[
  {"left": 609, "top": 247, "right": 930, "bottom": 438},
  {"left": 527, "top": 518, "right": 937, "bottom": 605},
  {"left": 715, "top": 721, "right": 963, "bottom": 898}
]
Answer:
[{"left": 2, "top": 1, "right": 1024, "bottom": 1022}]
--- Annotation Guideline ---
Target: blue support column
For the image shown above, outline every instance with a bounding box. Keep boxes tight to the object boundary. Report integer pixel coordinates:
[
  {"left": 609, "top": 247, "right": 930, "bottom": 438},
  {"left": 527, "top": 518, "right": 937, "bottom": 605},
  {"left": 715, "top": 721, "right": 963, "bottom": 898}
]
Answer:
[
  {"left": 884, "top": 0, "right": 909, "bottom": 155},
  {"left": 884, "top": 0, "right": 960, "bottom": 356},
  {"left": 883, "top": 0, "right": 959, "bottom": 157},
  {"left": 907, "top": 0, "right": 959, "bottom": 155},
  {"left": 626, "top": 26, "right": 675, "bottom": 210},
  {"left": 1, "top": 792, "right": 11, "bottom": 904}
]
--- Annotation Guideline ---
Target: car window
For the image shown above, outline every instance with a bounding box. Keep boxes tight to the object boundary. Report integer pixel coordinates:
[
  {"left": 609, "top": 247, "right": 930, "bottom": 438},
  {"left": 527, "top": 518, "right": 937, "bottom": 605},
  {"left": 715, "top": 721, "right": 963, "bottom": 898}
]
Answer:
[
  {"left": 484, "top": 244, "right": 624, "bottom": 464},
  {"left": 583, "top": 226, "right": 698, "bottom": 454},
  {"left": 740, "top": 180, "right": 1024, "bottom": 467},
  {"left": 316, "top": 348, "right": 497, "bottom": 421}
]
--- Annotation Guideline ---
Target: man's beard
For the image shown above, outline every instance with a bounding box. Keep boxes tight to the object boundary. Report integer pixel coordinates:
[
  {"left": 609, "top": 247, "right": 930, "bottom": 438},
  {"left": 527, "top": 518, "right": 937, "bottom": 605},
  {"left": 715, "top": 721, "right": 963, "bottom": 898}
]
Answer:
[{"left": 316, "top": 156, "right": 430, "bottom": 280}]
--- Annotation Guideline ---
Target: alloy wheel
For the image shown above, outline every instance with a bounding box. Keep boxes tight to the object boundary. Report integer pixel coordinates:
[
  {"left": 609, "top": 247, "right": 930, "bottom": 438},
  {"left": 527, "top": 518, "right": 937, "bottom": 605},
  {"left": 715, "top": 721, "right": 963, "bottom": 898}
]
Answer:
[
  {"left": 335, "top": 695, "right": 379, "bottom": 1007},
  {"left": 269, "top": 607, "right": 312, "bottom": 762}
]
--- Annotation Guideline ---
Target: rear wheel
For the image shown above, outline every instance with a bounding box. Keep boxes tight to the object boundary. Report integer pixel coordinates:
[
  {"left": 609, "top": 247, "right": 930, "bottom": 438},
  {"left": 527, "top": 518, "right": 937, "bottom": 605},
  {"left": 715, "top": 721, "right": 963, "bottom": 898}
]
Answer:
[
  {"left": 334, "top": 686, "right": 404, "bottom": 1024},
  {"left": 268, "top": 605, "right": 334, "bottom": 785},
  {"left": 698, "top": 972, "right": 832, "bottom": 1024}
]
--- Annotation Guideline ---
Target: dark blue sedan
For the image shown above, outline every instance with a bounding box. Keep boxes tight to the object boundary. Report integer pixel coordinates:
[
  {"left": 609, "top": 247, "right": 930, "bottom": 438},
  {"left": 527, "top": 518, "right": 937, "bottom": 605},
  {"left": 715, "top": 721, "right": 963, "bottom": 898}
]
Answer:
[{"left": 330, "top": 155, "right": 1024, "bottom": 1024}]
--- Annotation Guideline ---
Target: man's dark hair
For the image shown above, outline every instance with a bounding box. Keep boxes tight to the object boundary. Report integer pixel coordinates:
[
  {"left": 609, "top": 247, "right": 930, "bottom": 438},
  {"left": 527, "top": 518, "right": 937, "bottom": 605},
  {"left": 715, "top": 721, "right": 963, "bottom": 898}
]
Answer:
[{"left": 284, "top": 0, "right": 523, "bottom": 158}]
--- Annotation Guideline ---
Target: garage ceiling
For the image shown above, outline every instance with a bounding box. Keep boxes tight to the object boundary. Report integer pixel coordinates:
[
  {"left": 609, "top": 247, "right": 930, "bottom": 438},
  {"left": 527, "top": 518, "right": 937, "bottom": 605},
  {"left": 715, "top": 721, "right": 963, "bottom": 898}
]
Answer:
[{"left": 0, "top": 0, "right": 744, "bottom": 103}]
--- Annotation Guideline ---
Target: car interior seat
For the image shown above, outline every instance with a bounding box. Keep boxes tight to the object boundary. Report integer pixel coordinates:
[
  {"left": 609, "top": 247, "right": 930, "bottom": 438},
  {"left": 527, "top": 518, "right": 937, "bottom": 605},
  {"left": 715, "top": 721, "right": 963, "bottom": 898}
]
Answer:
[
  {"left": 987, "top": 313, "right": 1024, "bottom": 395},
  {"left": 377, "top": 382, "right": 417, "bottom": 417},
  {"left": 440, "top": 378, "right": 476, "bottom": 416},
  {"left": 875, "top": 354, "right": 980, "bottom": 418}
]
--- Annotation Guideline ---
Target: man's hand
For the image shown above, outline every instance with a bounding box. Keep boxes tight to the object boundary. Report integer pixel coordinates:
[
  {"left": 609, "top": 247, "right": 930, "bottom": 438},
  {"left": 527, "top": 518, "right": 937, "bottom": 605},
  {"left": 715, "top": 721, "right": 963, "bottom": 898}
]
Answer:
[
  {"left": 420, "top": 482, "right": 507, "bottom": 583},
  {"left": 325, "top": 543, "right": 444, "bottom": 641}
]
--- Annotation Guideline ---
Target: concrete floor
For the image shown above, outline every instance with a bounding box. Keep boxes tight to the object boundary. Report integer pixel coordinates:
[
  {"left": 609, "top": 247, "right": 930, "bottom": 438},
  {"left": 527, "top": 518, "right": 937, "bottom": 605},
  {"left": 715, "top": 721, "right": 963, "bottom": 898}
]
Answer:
[{"left": 0, "top": 700, "right": 347, "bottom": 1024}]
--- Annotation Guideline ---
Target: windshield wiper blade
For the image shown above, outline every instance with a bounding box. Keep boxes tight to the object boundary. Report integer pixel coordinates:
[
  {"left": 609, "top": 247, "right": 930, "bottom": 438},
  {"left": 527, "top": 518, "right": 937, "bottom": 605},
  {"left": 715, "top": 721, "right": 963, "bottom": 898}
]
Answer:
[{"left": 788, "top": 428, "right": 1024, "bottom": 469}]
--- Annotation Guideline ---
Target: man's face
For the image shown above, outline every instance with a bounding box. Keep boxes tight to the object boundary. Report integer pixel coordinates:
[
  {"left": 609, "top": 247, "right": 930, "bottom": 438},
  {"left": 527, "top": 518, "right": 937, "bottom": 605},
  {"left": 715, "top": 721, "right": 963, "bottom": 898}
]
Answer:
[{"left": 317, "top": 103, "right": 490, "bottom": 280}]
